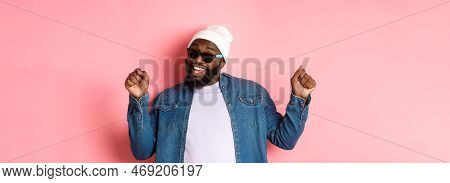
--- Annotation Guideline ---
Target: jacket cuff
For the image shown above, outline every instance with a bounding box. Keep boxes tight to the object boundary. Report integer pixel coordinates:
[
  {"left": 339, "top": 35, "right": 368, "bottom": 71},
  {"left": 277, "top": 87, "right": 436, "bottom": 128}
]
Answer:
[
  {"left": 290, "top": 92, "right": 311, "bottom": 107},
  {"left": 129, "top": 93, "right": 150, "bottom": 108}
]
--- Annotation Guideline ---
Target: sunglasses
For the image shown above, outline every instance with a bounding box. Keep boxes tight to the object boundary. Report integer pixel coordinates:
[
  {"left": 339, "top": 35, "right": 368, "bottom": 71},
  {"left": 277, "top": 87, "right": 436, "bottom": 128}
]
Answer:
[{"left": 187, "top": 48, "right": 223, "bottom": 63}]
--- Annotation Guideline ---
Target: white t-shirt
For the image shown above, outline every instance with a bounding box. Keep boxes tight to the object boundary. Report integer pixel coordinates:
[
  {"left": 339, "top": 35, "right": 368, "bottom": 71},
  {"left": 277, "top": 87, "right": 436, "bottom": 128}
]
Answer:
[{"left": 183, "top": 82, "right": 236, "bottom": 163}]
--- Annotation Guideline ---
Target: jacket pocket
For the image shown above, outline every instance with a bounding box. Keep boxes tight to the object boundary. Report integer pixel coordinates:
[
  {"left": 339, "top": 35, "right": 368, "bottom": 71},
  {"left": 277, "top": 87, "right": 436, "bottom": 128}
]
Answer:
[
  {"left": 238, "top": 95, "right": 264, "bottom": 127},
  {"left": 239, "top": 95, "right": 262, "bottom": 106},
  {"left": 154, "top": 103, "right": 179, "bottom": 132},
  {"left": 154, "top": 103, "right": 179, "bottom": 112}
]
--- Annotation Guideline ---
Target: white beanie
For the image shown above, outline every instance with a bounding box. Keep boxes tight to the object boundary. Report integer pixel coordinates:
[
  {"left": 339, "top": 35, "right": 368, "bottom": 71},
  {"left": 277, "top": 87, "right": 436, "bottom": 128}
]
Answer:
[{"left": 187, "top": 25, "right": 233, "bottom": 61}]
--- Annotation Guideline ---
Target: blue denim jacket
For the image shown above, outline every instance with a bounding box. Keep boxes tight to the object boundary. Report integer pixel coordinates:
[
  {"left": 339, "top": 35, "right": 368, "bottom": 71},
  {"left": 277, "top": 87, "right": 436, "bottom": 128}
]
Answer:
[{"left": 127, "top": 73, "right": 311, "bottom": 163}]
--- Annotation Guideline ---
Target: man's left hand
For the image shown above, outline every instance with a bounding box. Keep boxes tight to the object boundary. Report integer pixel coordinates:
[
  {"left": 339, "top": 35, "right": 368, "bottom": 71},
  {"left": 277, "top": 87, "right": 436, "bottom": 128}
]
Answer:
[{"left": 291, "top": 66, "right": 316, "bottom": 99}]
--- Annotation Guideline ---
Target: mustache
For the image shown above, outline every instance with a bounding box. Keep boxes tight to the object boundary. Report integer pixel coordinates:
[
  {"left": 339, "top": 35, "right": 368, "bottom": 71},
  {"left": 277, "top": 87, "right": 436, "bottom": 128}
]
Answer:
[
  {"left": 191, "top": 64, "right": 206, "bottom": 69},
  {"left": 185, "top": 60, "right": 207, "bottom": 70}
]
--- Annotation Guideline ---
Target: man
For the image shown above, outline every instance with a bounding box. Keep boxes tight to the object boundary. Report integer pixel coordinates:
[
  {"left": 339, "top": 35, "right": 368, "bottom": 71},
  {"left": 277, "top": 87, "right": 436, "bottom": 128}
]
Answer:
[{"left": 125, "top": 25, "right": 316, "bottom": 163}]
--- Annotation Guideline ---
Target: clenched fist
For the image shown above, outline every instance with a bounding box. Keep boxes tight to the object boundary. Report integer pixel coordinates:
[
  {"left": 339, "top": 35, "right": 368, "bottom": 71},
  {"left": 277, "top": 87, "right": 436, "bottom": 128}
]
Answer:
[
  {"left": 125, "top": 68, "right": 149, "bottom": 100},
  {"left": 291, "top": 66, "right": 316, "bottom": 99}
]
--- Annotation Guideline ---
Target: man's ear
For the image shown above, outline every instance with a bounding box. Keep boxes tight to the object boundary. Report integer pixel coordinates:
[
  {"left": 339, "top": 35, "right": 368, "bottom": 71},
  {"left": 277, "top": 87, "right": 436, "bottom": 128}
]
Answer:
[{"left": 220, "top": 59, "right": 225, "bottom": 69}]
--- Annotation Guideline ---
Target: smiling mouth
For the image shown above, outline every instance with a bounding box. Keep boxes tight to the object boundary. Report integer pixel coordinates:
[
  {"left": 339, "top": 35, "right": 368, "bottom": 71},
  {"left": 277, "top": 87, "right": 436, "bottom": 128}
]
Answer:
[
  {"left": 193, "top": 66, "right": 206, "bottom": 71},
  {"left": 191, "top": 64, "right": 206, "bottom": 75}
]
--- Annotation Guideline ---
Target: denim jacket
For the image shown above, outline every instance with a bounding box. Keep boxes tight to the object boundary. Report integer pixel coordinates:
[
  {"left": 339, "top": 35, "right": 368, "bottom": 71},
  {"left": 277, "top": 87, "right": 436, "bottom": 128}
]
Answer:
[{"left": 127, "top": 72, "right": 311, "bottom": 163}]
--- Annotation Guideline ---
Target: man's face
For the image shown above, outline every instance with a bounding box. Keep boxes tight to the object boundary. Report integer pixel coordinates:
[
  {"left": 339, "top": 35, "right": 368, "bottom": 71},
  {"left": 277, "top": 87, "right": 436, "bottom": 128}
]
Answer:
[{"left": 184, "top": 39, "right": 224, "bottom": 88}]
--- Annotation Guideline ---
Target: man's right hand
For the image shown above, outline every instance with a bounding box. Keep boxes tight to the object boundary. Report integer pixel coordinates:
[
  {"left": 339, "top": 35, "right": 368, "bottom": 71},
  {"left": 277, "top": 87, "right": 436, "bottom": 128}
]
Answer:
[{"left": 125, "top": 68, "right": 149, "bottom": 100}]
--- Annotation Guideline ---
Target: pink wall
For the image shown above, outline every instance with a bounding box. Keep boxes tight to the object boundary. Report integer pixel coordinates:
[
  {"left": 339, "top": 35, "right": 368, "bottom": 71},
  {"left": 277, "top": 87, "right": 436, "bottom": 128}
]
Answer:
[{"left": 1, "top": 0, "right": 449, "bottom": 163}]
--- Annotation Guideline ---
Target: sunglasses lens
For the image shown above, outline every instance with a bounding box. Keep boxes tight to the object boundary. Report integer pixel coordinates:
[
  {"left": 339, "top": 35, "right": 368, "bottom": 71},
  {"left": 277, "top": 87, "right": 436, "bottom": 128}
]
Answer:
[
  {"left": 188, "top": 49, "right": 200, "bottom": 59},
  {"left": 201, "top": 53, "right": 214, "bottom": 63}
]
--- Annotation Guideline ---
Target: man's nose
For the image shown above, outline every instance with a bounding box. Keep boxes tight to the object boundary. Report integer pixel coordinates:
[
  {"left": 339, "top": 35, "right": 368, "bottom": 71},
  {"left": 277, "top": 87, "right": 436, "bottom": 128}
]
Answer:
[{"left": 194, "top": 55, "right": 204, "bottom": 64}]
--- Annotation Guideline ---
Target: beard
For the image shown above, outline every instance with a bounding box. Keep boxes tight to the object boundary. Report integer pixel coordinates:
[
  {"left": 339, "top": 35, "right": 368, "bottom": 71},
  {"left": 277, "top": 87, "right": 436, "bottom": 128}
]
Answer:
[{"left": 184, "top": 59, "right": 221, "bottom": 88}]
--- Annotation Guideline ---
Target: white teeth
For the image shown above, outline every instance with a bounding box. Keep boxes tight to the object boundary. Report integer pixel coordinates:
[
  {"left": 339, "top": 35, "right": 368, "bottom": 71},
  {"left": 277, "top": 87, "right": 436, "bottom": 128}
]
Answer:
[{"left": 194, "top": 66, "right": 205, "bottom": 71}]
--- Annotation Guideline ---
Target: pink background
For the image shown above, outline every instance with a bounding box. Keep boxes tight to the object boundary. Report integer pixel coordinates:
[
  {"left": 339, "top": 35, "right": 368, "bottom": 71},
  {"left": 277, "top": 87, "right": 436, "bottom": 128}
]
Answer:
[{"left": 1, "top": 0, "right": 449, "bottom": 163}]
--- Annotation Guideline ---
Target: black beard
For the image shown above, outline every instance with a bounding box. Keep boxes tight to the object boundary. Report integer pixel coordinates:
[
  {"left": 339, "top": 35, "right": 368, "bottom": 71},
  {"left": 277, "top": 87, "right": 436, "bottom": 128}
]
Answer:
[{"left": 184, "top": 60, "right": 221, "bottom": 88}]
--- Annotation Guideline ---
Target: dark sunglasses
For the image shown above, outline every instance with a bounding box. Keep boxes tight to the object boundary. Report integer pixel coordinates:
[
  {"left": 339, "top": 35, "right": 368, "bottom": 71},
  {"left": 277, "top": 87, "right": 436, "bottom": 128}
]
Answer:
[{"left": 187, "top": 48, "right": 223, "bottom": 63}]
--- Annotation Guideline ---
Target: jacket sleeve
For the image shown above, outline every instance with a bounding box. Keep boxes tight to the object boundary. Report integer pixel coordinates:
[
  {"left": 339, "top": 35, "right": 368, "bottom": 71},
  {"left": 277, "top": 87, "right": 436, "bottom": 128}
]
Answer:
[
  {"left": 127, "top": 93, "right": 159, "bottom": 160},
  {"left": 265, "top": 89, "right": 311, "bottom": 150}
]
